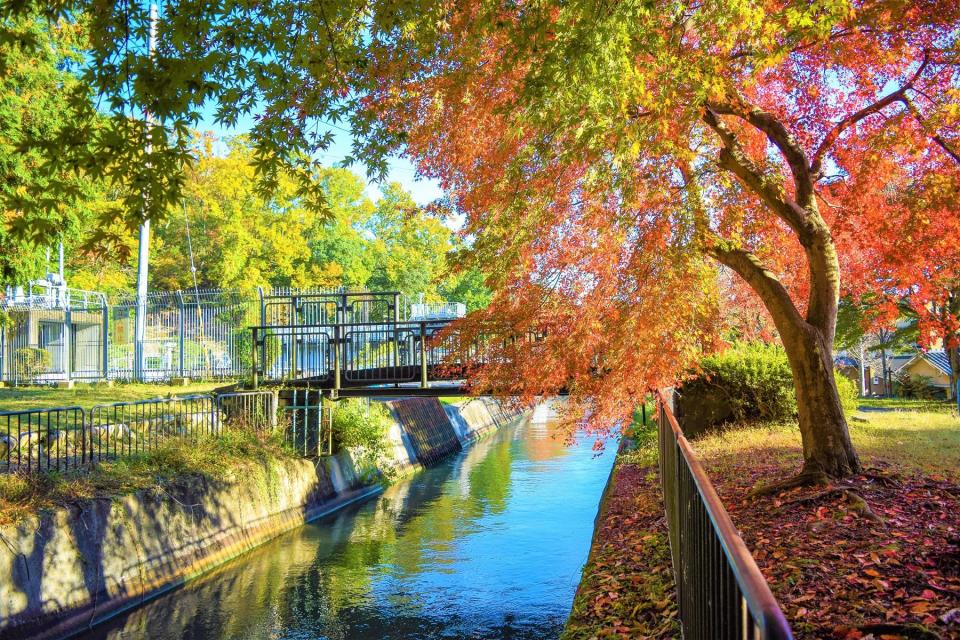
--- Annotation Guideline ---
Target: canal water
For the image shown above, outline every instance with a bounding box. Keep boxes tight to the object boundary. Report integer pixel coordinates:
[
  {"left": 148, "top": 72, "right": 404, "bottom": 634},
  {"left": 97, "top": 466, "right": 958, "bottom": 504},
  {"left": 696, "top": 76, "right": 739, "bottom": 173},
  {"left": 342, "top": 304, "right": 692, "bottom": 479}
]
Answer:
[{"left": 79, "top": 409, "right": 614, "bottom": 640}]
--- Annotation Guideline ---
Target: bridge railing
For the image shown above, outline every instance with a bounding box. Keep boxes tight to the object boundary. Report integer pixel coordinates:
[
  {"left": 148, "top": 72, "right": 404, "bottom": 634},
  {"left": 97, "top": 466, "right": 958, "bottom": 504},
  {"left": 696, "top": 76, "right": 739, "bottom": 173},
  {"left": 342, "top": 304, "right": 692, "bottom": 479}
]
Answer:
[
  {"left": 251, "top": 320, "right": 469, "bottom": 389},
  {"left": 657, "top": 389, "right": 794, "bottom": 640}
]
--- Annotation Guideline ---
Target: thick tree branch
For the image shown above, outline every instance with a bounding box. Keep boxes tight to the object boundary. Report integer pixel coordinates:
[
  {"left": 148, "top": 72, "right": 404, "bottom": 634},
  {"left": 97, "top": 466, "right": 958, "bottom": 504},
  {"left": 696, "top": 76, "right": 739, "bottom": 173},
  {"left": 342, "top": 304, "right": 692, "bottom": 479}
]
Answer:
[
  {"left": 702, "top": 108, "right": 811, "bottom": 237},
  {"left": 708, "top": 98, "right": 815, "bottom": 206},
  {"left": 811, "top": 55, "right": 930, "bottom": 177},
  {"left": 703, "top": 107, "right": 840, "bottom": 341},
  {"left": 708, "top": 243, "right": 806, "bottom": 333}
]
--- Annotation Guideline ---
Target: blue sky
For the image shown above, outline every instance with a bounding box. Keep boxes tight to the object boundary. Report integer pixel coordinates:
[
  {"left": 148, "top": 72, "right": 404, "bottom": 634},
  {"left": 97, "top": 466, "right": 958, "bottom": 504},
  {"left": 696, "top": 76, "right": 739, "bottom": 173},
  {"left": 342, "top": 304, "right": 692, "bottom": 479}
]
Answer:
[{"left": 198, "top": 111, "right": 444, "bottom": 206}]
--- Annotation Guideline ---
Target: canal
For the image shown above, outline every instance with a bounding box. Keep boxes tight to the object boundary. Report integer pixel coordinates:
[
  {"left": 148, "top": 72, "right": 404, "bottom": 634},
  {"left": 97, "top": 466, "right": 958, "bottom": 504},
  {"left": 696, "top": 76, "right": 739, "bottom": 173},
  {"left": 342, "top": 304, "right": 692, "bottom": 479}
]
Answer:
[{"left": 78, "top": 409, "right": 615, "bottom": 640}]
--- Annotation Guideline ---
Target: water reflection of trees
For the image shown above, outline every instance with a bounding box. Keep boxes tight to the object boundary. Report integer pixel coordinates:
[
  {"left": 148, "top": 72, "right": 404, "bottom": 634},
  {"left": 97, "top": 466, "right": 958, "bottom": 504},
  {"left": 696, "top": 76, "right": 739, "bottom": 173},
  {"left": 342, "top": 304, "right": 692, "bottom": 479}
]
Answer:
[{"left": 85, "top": 419, "right": 583, "bottom": 640}]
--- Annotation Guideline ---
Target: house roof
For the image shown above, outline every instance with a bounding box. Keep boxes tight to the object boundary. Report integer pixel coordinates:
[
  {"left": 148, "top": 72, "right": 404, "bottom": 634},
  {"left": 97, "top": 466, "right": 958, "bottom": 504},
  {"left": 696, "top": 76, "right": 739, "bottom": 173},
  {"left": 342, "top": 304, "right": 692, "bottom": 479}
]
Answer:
[
  {"left": 888, "top": 354, "right": 915, "bottom": 372},
  {"left": 903, "top": 350, "right": 953, "bottom": 377},
  {"left": 834, "top": 355, "right": 859, "bottom": 368}
]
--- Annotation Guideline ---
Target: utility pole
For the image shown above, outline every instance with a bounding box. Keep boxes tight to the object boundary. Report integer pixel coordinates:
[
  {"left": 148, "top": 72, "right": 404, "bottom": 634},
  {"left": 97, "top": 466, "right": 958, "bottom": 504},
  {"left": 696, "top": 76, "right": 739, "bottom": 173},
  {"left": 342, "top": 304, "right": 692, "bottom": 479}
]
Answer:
[
  {"left": 133, "top": 3, "right": 158, "bottom": 382},
  {"left": 858, "top": 339, "right": 868, "bottom": 397}
]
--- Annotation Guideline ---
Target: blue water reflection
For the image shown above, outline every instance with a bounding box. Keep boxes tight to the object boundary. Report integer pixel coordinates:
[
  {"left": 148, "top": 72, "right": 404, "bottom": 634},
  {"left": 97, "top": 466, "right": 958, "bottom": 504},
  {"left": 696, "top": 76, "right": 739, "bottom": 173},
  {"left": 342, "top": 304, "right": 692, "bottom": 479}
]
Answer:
[{"left": 80, "top": 410, "right": 614, "bottom": 640}]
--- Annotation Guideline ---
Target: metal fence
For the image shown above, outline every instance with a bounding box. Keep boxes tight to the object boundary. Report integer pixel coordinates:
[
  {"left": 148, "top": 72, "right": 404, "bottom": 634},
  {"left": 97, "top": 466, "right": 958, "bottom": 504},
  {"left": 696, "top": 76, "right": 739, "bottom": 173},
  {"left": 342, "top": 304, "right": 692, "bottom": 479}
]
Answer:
[
  {"left": 0, "top": 284, "right": 109, "bottom": 384},
  {"left": 0, "top": 406, "right": 87, "bottom": 474},
  {"left": 657, "top": 389, "right": 794, "bottom": 640},
  {"left": 216, "top": 390, "right": 278, "bottom": 435},
  {"left": 252, "top": 320, "right": 470, "bottom": 389},
  {"left": 0, "top": 391, "right": 277, "bottom": 475},
  {"left": 280, "top": 388, "right": 333, "bottom": 458},
  {"left": 87, "top": 395, "right": 216, "bottom": 464},
  {"left": 1, "top": 285, "right": 465, "bottom": 385}
]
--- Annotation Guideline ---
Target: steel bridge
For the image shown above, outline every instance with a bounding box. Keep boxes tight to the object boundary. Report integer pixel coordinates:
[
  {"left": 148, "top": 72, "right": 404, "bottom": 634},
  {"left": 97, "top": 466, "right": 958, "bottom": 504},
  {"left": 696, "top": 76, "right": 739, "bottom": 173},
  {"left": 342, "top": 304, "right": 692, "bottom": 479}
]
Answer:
[{"left": 251, "top": 291, "right": 475, "bottom": 397}]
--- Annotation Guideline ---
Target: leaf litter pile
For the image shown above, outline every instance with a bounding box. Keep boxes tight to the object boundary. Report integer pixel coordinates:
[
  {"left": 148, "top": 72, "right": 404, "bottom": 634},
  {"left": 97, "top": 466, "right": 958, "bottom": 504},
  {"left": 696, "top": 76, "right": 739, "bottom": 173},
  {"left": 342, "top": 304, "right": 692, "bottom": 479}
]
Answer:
[{"left": 703, "top": 454, "right": 960, "bottom": 640}]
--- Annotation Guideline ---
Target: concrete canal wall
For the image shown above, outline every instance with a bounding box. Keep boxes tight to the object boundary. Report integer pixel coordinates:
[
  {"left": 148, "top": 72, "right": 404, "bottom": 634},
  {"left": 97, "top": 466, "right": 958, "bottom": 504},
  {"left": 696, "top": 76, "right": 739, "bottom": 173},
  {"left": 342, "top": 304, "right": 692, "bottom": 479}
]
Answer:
[{"left": 0, "top": 397, "right": 526, "bottom": 640}]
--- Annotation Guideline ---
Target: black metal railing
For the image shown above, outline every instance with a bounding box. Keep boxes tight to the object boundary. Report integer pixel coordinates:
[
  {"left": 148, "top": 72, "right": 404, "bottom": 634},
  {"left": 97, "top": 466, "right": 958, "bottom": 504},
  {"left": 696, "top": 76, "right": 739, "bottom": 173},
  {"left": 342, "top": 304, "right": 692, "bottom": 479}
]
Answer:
[
  {"left": 216, "top": 390, "right": 277, "bottom": 435},
  {"left": 87, "top": 395, "right": 217, "bottom": 464},
  {"left": 0, "top": 390, "right": 277, "bottom": 474},
  {"left": 251, "top": 320, "right": 468, "bottom": 389},
  {"left": 0, "top": 406, "right": 87, "bottom": 474},
  {"left": 657, "top": 389, "right": 794, "bottom": 640}
]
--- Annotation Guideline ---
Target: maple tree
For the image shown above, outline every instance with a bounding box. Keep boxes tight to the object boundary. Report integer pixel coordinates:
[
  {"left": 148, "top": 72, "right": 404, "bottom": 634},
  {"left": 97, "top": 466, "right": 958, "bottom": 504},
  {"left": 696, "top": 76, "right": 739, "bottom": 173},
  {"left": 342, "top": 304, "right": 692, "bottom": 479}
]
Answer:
[
  {"left": 0, "top": 13, "right": 115, "bottom": 281},
  {"left": 360, "top": 0, "right": 960, "bottom": 480},
  {"left": 5, "top": 1, "right": 959, "bottom": 479}
]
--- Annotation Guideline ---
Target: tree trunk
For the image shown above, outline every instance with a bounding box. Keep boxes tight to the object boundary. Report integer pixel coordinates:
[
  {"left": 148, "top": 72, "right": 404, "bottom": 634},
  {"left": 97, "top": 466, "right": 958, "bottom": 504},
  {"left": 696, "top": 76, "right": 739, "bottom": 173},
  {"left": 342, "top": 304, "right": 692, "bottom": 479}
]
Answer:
[
  {"left": 781, "top": 322, "right": 861, "bottom": 477},
  {"left": 701, "top": 99, "right": 864, "bottom": 479},
  {"left": 880, "top": 347, "right": 889, "bottom": 397},
  {"left": 948, "top": 344, "right": 959, "bottom": 402}
]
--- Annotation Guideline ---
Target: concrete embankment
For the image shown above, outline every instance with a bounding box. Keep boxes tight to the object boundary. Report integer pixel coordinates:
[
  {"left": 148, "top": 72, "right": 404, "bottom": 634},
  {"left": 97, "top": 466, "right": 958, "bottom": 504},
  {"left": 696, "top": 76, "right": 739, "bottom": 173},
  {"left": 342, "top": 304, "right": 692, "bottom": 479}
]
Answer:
[{"left": 0, "top": 396, "right": 525, "bottom": 640}]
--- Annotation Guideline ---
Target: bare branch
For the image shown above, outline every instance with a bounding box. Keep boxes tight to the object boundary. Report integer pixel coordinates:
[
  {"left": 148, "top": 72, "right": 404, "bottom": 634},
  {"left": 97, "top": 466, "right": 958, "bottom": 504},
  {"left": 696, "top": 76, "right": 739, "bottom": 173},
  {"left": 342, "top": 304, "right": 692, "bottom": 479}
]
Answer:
[
  {"left": 901, "top": 96, "right": 960, "bottom": 165},
  {"left": 811, "top": 54, "right": 930, "bottom": 176}
]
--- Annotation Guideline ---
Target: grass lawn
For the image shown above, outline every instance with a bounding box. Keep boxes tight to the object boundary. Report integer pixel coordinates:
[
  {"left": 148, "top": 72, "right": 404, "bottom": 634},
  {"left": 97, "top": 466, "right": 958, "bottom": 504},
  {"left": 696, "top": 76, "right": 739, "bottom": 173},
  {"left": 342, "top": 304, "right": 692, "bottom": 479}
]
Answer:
[
  {"left": 857, "top": 397, "right": 956, "bottom": 413},
  {"left": 0, "top": 382, "right": 226, "bottom": 413},
  {"left": 692, "top": 406, "right": 960, "bottom": 481}
]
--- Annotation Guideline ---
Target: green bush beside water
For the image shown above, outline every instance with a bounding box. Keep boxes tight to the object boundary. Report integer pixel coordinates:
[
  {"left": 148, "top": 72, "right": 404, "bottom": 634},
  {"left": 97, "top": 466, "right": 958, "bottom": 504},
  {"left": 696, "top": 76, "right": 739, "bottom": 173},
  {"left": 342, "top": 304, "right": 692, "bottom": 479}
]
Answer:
[{"left": 331, "top": 399, "right": 392, "bottom": 475}]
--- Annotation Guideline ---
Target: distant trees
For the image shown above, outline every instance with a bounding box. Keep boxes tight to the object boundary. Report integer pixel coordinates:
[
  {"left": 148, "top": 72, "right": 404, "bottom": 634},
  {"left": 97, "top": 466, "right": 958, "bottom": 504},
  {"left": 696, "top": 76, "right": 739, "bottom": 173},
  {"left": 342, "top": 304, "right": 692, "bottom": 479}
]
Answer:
[
  {"left": 0, "top": 13, "right": 116, "bottom": 283},
  {"left": 0, "top": 7, "right": 489, "bottom": 307},
  {"left": 5, "top": 133, "right": 489, "bottom": 304}
]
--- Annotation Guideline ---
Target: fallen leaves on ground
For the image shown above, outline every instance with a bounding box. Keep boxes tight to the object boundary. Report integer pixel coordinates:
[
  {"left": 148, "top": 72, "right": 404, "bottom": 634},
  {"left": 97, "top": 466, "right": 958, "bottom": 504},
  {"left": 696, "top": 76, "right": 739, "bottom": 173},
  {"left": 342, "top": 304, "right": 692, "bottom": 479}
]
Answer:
[
  {"left": 703, "top": 453, "right": 960, "bottom": 640},
  {"left": 562, "top": 462, "right": 680, "bottom": 640}
]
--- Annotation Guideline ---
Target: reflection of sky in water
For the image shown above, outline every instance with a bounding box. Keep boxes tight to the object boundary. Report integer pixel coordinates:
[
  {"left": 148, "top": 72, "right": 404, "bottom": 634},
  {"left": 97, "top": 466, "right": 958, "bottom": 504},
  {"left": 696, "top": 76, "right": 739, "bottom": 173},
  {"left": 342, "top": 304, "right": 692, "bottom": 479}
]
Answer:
[{"left": 80, "top": 414, "right": 614, "bottom": 640}]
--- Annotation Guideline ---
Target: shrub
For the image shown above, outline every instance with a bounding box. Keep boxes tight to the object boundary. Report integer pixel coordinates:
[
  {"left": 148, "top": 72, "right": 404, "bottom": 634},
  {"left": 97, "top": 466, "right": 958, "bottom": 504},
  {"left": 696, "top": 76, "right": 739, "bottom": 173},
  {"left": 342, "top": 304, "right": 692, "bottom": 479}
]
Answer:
[
  {"left": 14, "top": 347, "right": 51, "bottom": 381},
  {"left": 331, "top": 399, "right": 392, "bottom": 472},
  {"left": 679, "top": 343, "right": 865, "bottom": 432},
  {"left": 835, "top": 374, "right": 859, "bottom": 415},
  {"left": 896, "top": 373, "right": 941, "bottom": 400},
  {"left": 685, "top": 342, "right": 797, "bottom": 424}
]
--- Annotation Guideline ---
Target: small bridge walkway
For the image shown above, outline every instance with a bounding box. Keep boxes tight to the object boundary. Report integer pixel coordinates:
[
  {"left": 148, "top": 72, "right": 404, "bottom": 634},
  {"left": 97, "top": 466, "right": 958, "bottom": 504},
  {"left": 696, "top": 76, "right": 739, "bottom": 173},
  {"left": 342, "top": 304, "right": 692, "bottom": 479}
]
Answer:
[{"left": 250, "top": 291, "right": 476, "bottom": 397}]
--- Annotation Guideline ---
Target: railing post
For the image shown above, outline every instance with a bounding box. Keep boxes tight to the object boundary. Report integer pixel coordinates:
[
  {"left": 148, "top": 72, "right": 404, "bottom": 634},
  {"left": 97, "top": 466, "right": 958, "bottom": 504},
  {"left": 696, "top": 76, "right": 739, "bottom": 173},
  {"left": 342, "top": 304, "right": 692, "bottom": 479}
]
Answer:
[
  {"left": 420, "top": 321, "right": 428, "bottom": 388},
  {"left": 101, "top": 302, "right": 110, "bottom": 381},
  {"left": 251, "top": 327, "right": 259, "bottom": 389},
  {"left": 257, "top": 286, "right": 266, "bottom": 326},
  {"left": 392, "top": 292, "right": 400, "bottom": 372},
  {"left": 270, "top": 389, "right": 278, "bottom": 429},
  {"left": 177, "top": 290, "right": 185, "bottom": 377},
  {"left": 64, "top": 303, "right": 72, "bottom": 382},
  {"left": 333, "top": 324, "right": 341, "bottom": 392},
  {"left": 290, "top": 326, "right": 299, "bottom": 380}
]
